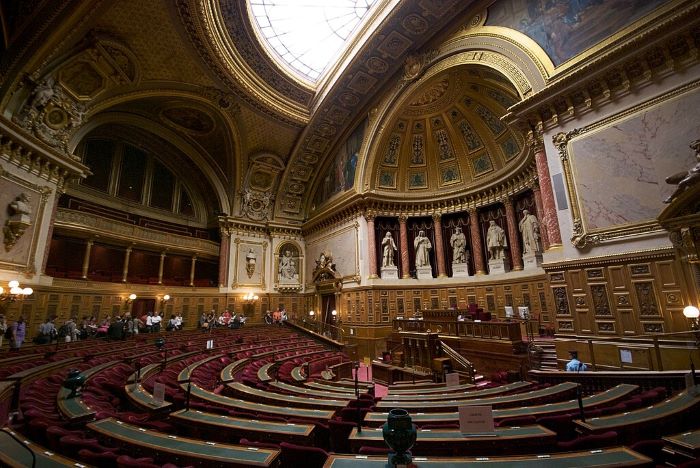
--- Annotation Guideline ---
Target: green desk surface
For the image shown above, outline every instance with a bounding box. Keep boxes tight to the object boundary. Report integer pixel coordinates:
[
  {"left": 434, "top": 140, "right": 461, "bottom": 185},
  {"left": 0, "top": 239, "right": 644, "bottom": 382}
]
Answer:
[
  {"left": 127, "top": 363, "right": 161, "bottom": 384},
  {"left": 57, "top": 360, "right": 118, "bottom": 422},
  {"left": 183, "top": 382, "right": 336, "bottom": 420},
  {"left": 270, "top": 380, "right": 356, "bottom": 398},
  {"left": 376, "top": 382, "right": 578, "bottom": 411},
  {"left": 383, "top": 381, "right": 532, "bottom": 401},
  {"left": 220, "top": 358, "right": 250, "bottom": 382},
  {"left": 306, "top": 380, "right": 371, "bottom": 392},
  {"left": 0, "top": 429, "right": 80, "bottom": 467},
  {"left": 257, "top": 362, "right": 274, "bottom": 382},
  {"left": 171, "top": 409, "right": 314, "bottom": 439},
  {"left": 178, "top": 353, "right": 223, "bottom": 382},
  {"left": 387, "top": 381, "right": 480, "bottom": 395},
  {"left": 125, "top": 382, "right": 173, "bottom": 411},
  {"left": 292, "top": 366, "right": 306, "bottom": 382},
  {"left": 323, "top": 447, "right": 652, "bottom": 467},
  {"left": 664, "top": 428, "right": 700, "bottom": 451},
  {"left": 366, "top": 384, "right": 638, "bottom": 424},
  {"left": 576, "top": 391, "right": 700, "bottom": 432},
  {"left": 349, "top": 424, "right": 555, "bottom": 443},
  {"left": 88, "top": 417, "right": 279, "bottom": 467},
  {"left": 228, "top": 381, "right": 350, "bottom": 409}
]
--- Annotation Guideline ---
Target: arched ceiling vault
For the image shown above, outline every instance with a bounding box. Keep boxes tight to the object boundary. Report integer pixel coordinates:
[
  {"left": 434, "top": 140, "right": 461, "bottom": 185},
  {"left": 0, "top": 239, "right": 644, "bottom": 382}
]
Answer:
[{"left": 363, "top": 65, "right": 526, "bottom": 199}]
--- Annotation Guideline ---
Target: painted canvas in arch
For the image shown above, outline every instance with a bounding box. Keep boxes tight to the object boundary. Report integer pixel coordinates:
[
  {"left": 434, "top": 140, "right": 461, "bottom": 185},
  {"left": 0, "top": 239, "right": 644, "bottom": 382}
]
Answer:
[
  {"left": 486, "top": 0, "right": 670, "bottom": 66},
  {"left": 313, "top": 119, "right": 367, "bottom": 208}
]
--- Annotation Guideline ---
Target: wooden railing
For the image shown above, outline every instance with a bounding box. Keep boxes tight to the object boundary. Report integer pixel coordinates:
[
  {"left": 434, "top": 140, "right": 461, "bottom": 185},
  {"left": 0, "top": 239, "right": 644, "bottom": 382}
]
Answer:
[
  {"left": 393, "top": 318, "right": 522, "bottom": 343},
  {"left": 441, "top": 341, "right": 475, "bottom": 383},
  {"left": 528, "top": 369, "right": 688, "bottom": 395}
]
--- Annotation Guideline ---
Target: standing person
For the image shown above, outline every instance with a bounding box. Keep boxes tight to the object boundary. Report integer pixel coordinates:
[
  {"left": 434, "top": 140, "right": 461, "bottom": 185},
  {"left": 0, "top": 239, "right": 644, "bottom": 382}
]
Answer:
[
  {"left": 9, "top": 316, "right": 26, "bottom": 351},
  {"left": 381, "top": 232, "right": 397, "bottom": 267},
  {"left": 151, "top": 312, "right": 162, "bottom": 332},
  {"left": 0, "top": 314, "right": 7, "bottom": 349},
  {"left": 264, "top": 310, "right": 273, "bottom": 325},
  {"left": 414, "top": 230, "right": 432, "bottom": 267},
  {"left": 37, "top": 316, "right": 56, "bottom": 344},
  {"left": 272, "top": 307, "right": 282, "bottom": 325},
  {"left": 174, "top": 313, "right": 183, "bottom": 330},
  {"left": 145, "top": 311, "right": 154, "bottom": 333}
]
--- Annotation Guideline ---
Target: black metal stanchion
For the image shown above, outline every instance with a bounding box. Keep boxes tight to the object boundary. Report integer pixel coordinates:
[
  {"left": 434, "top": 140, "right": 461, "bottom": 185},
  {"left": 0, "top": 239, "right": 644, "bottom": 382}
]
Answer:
[
  {"left": 354, "top": 362, "right": 362, "bottom": 433},
  {"left": 576, "top": 384, "right": 586, "bottom": 423},
  {"left": 185, "top": 379, "right": 192, "bottom": 411}
]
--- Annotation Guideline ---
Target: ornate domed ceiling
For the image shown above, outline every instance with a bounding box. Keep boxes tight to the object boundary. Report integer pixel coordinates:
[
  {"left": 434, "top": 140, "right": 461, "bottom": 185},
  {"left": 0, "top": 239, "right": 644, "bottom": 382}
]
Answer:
[{"left": 368, "top": 65, "right": 525, "bottom": 198}]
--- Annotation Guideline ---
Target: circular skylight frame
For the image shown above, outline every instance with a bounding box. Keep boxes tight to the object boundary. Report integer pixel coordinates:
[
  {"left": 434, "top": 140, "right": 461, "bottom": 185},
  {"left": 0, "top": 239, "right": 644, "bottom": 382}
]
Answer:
[{"left": 249, "top": 0, "right": 379, "bottom": 83}]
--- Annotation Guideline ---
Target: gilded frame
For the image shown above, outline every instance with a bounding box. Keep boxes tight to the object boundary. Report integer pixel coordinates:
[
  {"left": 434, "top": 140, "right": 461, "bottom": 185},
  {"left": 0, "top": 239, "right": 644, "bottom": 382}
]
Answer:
[{"left": 552, "top": 81, "right": 700, "bottom": 248}]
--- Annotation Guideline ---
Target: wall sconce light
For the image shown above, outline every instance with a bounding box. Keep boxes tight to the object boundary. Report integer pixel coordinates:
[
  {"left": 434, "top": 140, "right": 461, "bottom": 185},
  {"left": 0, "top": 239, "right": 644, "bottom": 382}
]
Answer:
[
  {"left": 331, "top": 309, "right": 337, "bottom": 320},
  {"left": 243, "top": 292, "right": 259, "bottom": 302},
  {"left": 125, "top": 293, "right": 137, "bottom": 306},
  {"left": 0, "top": 280, "right": 33, "bottom": 303},
  {"left": 309, "top": 310, "right": 315, "bottom": 319},
  {"left": 161, "top": 294, "right": 171, "bottom": 305},
  {"left": 684, "top": 305, "right": 700, "bottom": 330}
]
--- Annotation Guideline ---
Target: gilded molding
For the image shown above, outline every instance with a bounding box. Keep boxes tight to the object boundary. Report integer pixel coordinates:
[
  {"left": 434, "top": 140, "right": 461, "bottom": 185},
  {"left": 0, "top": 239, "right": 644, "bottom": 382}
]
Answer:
[
  {"left": 553, "top": 82, "right": 700, "bottom": 249},
  {"left": 507, "top": 9, "right": 700, "bottom": 130},
  {"left": 541, "top": 247, "right": 674, "bottom": 271}
]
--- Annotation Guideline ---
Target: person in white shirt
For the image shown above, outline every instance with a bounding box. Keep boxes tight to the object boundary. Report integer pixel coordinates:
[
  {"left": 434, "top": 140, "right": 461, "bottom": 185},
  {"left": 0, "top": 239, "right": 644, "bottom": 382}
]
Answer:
[
  {"left": 146, "top": 312, "right": 154, "bottom": 332},
  {"left": 174, "top": 314, "right": 183, "bottom": 330},
  {"left": 151, "top": 312, "right": 162, "bottom": 332}
]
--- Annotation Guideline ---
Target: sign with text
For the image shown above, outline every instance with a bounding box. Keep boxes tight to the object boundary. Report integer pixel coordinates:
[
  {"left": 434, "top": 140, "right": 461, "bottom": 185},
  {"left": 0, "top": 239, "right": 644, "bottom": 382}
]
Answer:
[
  {"left": 445, "top": 372, "right": 460, "bottom": 387},
  {"left": 459, "top": 405, "right": 495, "bottom": 434},
  {"left": 153, "top": 383, "right": 165, "bottom": 405},
  {"left": 619, "top": 349, "right": 632, "bottom": 364}
]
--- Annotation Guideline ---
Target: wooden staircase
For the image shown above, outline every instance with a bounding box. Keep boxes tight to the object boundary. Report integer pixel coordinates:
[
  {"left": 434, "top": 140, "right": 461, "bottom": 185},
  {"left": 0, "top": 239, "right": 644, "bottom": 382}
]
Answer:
[{"left": 530, "top": 340, "right": 558, "bottom": 370}]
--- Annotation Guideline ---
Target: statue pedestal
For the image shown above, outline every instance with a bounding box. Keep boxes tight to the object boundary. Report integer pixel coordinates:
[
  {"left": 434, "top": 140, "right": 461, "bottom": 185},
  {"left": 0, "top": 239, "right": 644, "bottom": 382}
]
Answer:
[
  {"left": 488, "top": 258, "right": 510, "bottom": 275},
  {"left": 416, "top": 266, "right": 433, "bottom": 280},
  {"left": 522, "top": 252, "right": 543, "bottom": 270},
  {"left": 451, "top": 262, "right": 470, "bottom": 278},
  {"left": 381, "top": 266, "right": 399, "bottom": 279}
]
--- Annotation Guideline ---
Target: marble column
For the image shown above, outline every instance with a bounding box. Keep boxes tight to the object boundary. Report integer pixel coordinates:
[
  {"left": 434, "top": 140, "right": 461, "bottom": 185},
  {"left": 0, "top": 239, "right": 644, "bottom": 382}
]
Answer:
[
  {"left": 81, "top": 240, "right": 93, "bottom": 279},
  {"left": 532, "top": 183, "right": 550, "bottom": 251},
  {"left": 399, "top": 215, "right": 410, "bottom": 279},
  {"left": 218, "top": 231, "right": 230, "bottom": 288},
  {"left": 529, "top": 131, "right": 562, "bottom": 247},
  {"left": 122, "top": 247, "right": 132, "bottom": 283},
  {"left": 432, "top": 214, "right": 447, "bottom": 278},
  {"left": 504, "top": 198, "right": 523, "bottom": 271},
  {"left": 366, "top": 213, "right": 378, "bottom": 279},
  {"left": 158, "top": 252, "right": 166, "bottom": 285},
  {"left": 189, "top": 255, "right": 197, "bottom": 287},
  {"left": 468, "top": 208, "right": 485, "bottom": 275}
]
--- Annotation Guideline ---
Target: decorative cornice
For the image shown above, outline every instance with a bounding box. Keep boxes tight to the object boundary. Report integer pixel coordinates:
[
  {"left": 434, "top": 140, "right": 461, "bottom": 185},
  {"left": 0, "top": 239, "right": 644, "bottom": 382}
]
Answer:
[
  {"left": 302, "top": 162, "right": 538, "bottom": 236},
  {"left": 542, "top": 247, "right": 675, "bottom": 271},
  {"left": 55, "top": 208, "right": 219, "bottom": 257},
  {"left": 505, "top": 8, "right": 700, "bottom": 131},
  {"left": 0, "top": 116, "right": 89, "bottom": 189}
]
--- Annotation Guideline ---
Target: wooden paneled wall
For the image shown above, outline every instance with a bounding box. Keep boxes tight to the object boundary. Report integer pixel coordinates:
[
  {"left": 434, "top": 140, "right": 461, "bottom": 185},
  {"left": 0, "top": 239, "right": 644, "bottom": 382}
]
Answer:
[{"left": 545, "top": 249, "right": 692, "bottom": 337}]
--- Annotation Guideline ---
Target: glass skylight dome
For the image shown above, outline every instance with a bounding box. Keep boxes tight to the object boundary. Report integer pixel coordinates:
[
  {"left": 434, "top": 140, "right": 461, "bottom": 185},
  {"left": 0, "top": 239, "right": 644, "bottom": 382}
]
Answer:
[{"left": 249, "top": 0, "right": 379, "bottom": 83}]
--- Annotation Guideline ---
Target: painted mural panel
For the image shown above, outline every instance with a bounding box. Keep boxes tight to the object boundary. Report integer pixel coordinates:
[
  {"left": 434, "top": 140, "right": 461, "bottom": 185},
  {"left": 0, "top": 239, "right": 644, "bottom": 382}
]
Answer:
[
  {"left": 569, "top": 86, "right": 700, "bottom": 231},
  {"left": 486, "top": 0, "right": 669, "bottom": 66},
  {"left": 313, "top": 119, "right": 366, "bottom": 207}
]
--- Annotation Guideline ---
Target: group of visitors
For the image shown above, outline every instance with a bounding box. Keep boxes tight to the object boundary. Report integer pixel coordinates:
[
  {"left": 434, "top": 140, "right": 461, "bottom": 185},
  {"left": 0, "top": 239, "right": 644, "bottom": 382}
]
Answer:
[
  {"left": 264, "top": 305, "right": 287, "bottom": 326},
  {"left": 199, "top": 309, "right": 246, "bottom": 330}
]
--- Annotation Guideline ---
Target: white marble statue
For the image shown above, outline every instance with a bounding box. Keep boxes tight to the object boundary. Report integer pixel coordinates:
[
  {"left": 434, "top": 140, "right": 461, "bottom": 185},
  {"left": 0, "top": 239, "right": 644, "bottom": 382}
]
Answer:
[
  {"left": 381, "top": 232, "right": 397, "bottom": 267},
  {"left": 450, "top": 228, "right": 467, "bottom": 263},
  {"left": 519, "top": 210, "right": 541, "bottom": 255},
  {"left": 278, "top": 249, "right": 297, "bottom": 280},
  {"left": 414, "top": 230, "right": 432, "bottom": 267},
  {"left": 486, "top": 220, "right": 507, "bottom": 260}
]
